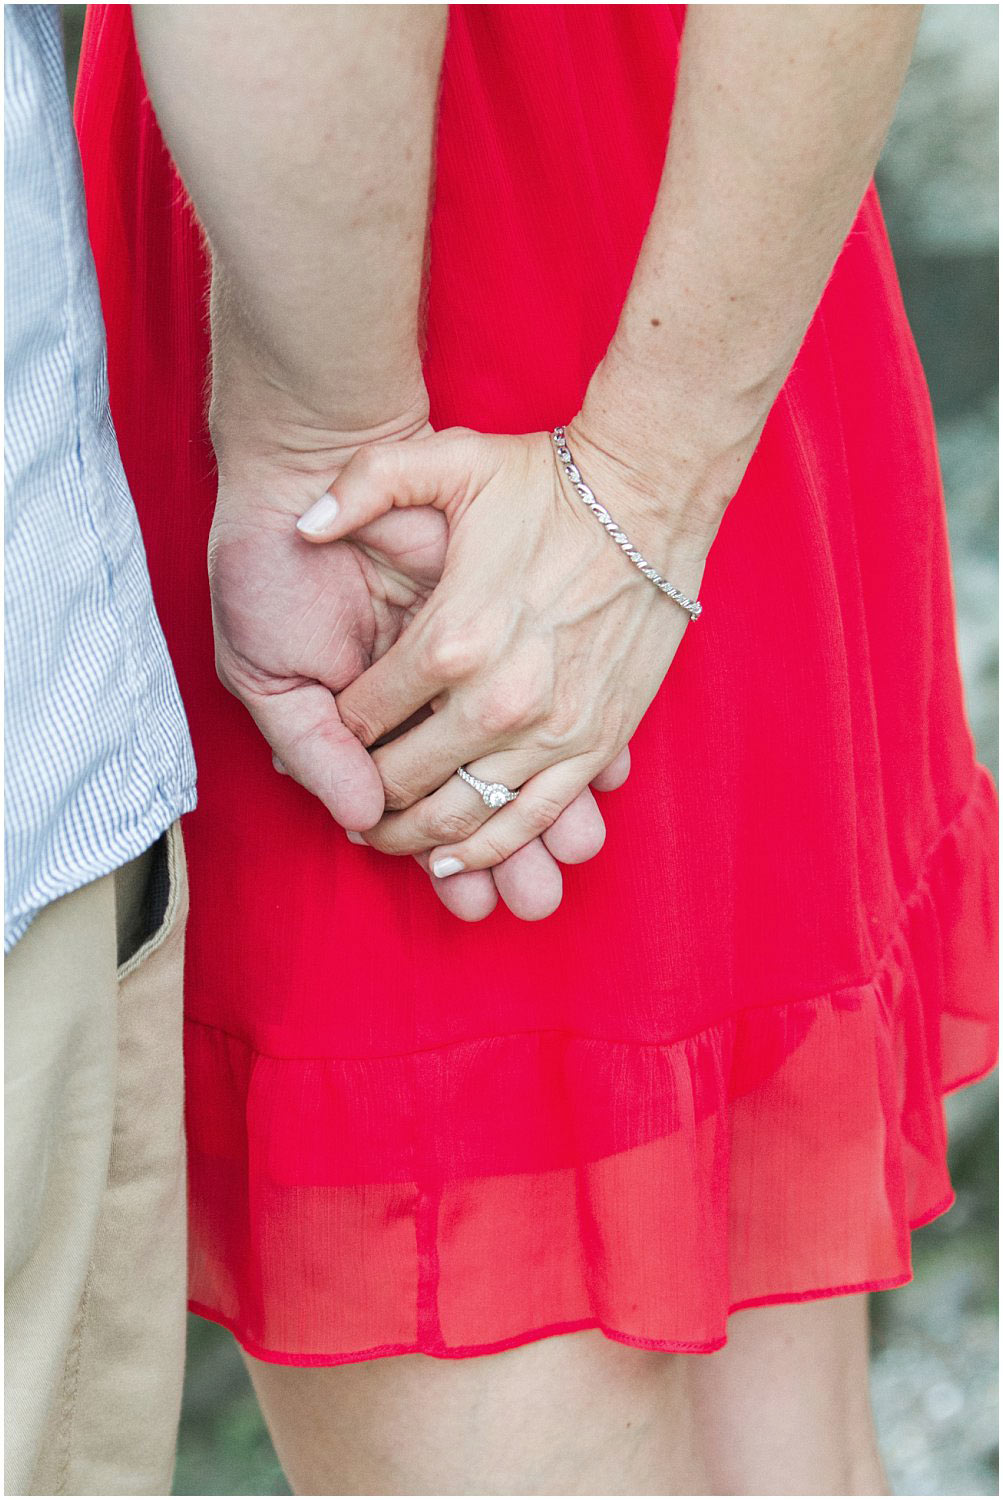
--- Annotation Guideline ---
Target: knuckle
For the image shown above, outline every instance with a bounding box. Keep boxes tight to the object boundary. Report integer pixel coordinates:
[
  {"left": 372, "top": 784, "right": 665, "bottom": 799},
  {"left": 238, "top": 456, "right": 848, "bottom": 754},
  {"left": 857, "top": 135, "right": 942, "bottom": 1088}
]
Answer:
[
  {"left": 476, "top": 827, "right": 512, "bottom": 866},
  {"left": 348, "top": 445, "right": 385, "bottom": 483},
  {"left": 338, "top": 699, "right": 380, "bottom": 749},
  {"left": 476, "top": 693, "right": 521, "bottom": 737},
  {"left": 525, "top": 793, "right": 568, "bottom": 835},
  {"left": 429, "top": 805, "right": 482, "bottom": 844},
  {"left": 359, "top": 821, "right": 394, "bottom": 854},
  {"left": 378, "top": 770, "right": 417, "bottom": 813},
  {"left": 363, "top": 810, "right": 421, "bottom": 855},
  {"left": 535, "top": 708, "right": 581, "bottom": 753},
  {"left": 425, "top": 628, "right": 481, "bottom": 682},
  {"left": 476, "top": 680, "right": 542, "bottom": 737},
  {"left": 373, "top": 827, "right": 418, "bottom": 856}
]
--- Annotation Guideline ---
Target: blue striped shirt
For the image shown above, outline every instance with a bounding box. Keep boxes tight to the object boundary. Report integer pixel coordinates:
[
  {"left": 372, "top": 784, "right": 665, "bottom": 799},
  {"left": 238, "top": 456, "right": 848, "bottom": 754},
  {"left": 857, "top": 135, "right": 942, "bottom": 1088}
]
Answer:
[{"left": 4, "top": 5, "right": 196, "bottom": 952}]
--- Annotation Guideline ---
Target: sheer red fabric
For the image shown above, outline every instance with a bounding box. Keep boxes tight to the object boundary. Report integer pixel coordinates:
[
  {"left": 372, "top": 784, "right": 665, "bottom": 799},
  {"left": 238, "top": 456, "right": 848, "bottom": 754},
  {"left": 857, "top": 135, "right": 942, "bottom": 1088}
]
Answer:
[{"left": 75, "top": 4, "right": 998, "bottom": 1365}]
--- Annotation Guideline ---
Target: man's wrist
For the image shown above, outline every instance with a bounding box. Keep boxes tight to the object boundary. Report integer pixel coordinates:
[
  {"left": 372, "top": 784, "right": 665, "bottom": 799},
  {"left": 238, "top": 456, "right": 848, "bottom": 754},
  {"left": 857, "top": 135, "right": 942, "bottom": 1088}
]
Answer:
[
  {"left": 208, "top": 278, "right": 430, "bottom": 477},
  {"left": 209, "top": 349, "right": 431, "bottom": 510},
  {"left": 213, "top": 398, "right": 432, "bottom": 480}
]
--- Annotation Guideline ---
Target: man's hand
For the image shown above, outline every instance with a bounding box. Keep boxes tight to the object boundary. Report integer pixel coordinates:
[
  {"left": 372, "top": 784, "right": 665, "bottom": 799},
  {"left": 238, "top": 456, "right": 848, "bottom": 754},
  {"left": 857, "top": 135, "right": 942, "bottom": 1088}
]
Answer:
[
  {"left": 132, "top": 6, "right": 632, "bottom": 919},
  {"left": 210, "top": 447, "right": 442, "bottom": 832}
]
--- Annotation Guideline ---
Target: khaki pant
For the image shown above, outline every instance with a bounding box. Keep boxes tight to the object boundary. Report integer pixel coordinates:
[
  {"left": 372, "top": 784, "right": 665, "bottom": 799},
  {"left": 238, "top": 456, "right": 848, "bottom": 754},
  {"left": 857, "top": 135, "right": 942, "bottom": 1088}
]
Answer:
[{"left": 5, "top": 823, "right": 189, "bottom": 1496}]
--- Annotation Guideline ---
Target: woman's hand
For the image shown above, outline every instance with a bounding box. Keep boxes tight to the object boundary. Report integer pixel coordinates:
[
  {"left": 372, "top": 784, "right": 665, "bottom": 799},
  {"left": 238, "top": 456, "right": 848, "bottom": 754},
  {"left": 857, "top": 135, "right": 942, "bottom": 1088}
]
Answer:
[
  {"left": 210, "top": 415, "right": 630, "bottom": 920},
  {"left": 299, "top": 424, "right": 716, "bottom": 877}
]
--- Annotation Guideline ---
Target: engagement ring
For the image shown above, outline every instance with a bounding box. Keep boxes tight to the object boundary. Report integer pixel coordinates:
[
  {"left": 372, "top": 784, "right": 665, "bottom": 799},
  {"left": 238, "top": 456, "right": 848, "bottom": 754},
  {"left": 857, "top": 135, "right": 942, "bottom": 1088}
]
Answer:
[{"left": 455, "top": 765, "right": 519, "bottom": 809}]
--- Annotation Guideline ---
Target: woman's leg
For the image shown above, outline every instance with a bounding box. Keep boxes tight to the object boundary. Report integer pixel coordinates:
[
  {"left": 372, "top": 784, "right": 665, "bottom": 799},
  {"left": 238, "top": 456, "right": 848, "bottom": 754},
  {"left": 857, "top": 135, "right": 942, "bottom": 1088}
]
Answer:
[
  {"left": 243, "top": 1294, "right": 887, "bottom": 1496},
  {"left": 687, "top": 1295, "right": 889, "bottom": 1496},
  {"left": 245, "top": 1332, "right": 708, "bottom": 1496}
]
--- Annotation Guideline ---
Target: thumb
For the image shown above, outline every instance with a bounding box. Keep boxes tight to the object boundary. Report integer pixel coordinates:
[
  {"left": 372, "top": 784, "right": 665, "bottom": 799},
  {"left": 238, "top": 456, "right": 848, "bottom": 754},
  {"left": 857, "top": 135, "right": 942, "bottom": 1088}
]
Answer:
[
  {"left": 295, "top": 430, "right": 477, "bottom": 543},
  {"left": 246, "top": 679, "right": 386, "bottom": 830}
]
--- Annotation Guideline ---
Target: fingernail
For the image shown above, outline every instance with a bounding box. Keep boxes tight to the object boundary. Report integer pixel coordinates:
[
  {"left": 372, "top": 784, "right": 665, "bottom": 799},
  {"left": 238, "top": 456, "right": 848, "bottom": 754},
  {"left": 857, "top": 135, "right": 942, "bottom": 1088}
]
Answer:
[
  {"left": 296, "top": 494, "right": 340, "bottom": 536},
  {"left": 346, "top": 829, "right": 366, "bottom": 845},
  {"left": 432, "top": 856, "right": 464, "bottom": 878}
]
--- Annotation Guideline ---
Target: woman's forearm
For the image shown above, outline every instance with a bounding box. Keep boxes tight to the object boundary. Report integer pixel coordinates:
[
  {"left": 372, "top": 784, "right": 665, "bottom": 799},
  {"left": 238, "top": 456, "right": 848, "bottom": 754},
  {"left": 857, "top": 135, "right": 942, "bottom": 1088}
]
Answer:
[
  {"left": 577, "top": 4, "right": 922, "bottom": 535},
  {"left": 132, "top": 4, "right": 446, "bottom": 444}
]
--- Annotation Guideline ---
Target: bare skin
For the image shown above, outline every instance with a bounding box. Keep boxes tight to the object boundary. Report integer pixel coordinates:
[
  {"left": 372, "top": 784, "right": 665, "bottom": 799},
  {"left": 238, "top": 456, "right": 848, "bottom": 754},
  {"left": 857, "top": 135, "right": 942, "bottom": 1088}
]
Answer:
[
  {"left": 132, "top": 3, "right": 621, "bottom": 923},
  {"left": 304, "top": 4, "right": 924, "bottom": 876},
  {"left": 133, "top": 5, "right": 919, "bottom": 1493},
  {"left": 243, "top": 1296, "right": 887, "bottom": 1496}
]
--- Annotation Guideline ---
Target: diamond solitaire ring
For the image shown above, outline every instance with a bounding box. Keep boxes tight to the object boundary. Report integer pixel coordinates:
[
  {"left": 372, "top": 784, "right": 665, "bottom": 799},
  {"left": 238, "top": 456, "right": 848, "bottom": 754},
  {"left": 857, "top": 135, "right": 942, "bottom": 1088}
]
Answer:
[{"left": 455, "top": 765, "right": 519, "bottom": 810}]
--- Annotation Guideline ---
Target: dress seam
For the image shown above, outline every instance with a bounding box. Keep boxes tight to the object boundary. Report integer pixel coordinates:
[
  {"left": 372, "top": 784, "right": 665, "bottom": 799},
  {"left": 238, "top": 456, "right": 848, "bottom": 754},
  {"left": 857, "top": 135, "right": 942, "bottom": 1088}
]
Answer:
[
  {"left": 184, "top": 767, "right": 994, "bottom": 1064},
  {"left": 187, "top": 1233, "right": 938, "bottom": 1369}
]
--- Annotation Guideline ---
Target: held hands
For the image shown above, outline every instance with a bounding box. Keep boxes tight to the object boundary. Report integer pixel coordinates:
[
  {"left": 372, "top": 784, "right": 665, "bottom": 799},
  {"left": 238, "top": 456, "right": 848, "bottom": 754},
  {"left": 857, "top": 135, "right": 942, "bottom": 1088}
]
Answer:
[
  {"left": 296, "top": 425, "right": 713, "bottom": 884},
  {"left": 208, "top": 419, "right": 632, "bottom": 921}
]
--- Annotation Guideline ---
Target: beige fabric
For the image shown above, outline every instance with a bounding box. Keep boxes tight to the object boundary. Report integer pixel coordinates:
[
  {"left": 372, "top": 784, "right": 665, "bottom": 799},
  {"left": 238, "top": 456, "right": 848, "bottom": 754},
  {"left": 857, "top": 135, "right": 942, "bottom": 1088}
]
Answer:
[{"left": 5, "top": 823, "right": 189, "bottom": 1496}]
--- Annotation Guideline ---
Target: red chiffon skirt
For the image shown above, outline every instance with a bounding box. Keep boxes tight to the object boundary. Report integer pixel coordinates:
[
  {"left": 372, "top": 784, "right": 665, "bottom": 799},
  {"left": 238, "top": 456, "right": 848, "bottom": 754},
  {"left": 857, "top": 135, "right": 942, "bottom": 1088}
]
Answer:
[{"left": 76, "top": 5, "right": 998, "bottom": 1365}]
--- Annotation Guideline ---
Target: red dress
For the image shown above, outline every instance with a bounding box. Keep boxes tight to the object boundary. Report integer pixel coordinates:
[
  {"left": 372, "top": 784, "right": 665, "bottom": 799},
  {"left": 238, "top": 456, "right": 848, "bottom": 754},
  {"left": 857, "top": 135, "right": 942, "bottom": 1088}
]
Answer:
[{"left": 76, "top": 5, "right": 997, "bottom": 1365}]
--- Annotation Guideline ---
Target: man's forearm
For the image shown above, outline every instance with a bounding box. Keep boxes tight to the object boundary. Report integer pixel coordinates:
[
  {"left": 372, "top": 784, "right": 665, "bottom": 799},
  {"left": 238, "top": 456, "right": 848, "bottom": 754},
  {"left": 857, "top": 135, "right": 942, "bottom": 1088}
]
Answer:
[
  {"left": 578, "top": 4, "right": 922, "bottom": 530},
  {"left": 132, "top": 4, "right": 446, "bottom": 442}
]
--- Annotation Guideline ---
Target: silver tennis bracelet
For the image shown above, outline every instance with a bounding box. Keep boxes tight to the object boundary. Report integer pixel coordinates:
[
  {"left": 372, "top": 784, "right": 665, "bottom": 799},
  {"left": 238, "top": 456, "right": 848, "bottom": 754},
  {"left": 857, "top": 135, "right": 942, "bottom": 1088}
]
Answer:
[{"left": 551, "top": 426, "right": 702, "bottom": 622}]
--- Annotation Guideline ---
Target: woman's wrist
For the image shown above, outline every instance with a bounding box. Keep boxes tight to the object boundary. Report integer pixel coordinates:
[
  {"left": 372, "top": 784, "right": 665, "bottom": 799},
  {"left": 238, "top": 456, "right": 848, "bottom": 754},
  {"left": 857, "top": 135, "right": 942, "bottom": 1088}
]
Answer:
[{"left": 568, "top": 348, "right": 768, "bottom": 565}]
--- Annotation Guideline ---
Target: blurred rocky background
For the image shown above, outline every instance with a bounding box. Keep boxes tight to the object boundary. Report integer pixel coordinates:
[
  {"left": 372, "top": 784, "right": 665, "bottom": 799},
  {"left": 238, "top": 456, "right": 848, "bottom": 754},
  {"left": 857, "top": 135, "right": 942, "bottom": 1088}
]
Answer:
[
  {"left": 869, "top": 9, "right": 998, "bottom": 1495},
  {"left": 61, "top": 5, "right": 997, "bottom": 1493}
]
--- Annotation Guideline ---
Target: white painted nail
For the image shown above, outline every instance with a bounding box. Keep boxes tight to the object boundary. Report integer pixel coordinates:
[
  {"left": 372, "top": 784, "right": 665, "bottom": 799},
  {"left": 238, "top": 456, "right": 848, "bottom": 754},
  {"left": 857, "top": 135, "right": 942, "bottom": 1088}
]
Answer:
[
  {"left": 432, "top": 856, "right": 464, "bottom": 878},
  {"left": 346, "top": 829, "right": 366, "bottom": 845},
  {"left": 296, "top": 494, "right": 340, "bottom": 536}
]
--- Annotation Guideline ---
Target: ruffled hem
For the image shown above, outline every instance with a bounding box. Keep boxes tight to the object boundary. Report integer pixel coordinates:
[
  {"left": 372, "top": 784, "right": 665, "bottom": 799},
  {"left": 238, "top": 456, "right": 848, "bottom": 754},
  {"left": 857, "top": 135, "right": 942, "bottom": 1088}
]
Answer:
[{"left": 185, "top": 767, "right": 998, "bottom": 1366}]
